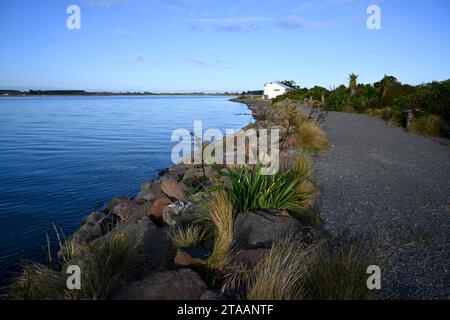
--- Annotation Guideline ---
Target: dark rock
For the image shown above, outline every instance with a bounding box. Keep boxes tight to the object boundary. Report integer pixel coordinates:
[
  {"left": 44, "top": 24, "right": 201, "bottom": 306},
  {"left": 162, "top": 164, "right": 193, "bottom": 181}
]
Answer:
[
  {"left": 167, "top": 164, "right": 190, "bottom": 181},
  {"left": 92, "top": 211, "right": 170, "bottom": 266},
  {"left": 137, "top": 180, "right": 163, "bottom": 202},
  {"left": 162, "top": 200, "right": 202, "bottom": 227},
  {"left": 174, "top": 247, "right": 209, "bottom": 266},
  {"left": 160, "top": 178, "right": 188, "bottom": 200},
  {"left": 112, "top": 268, "right": 206, "bottom": 300},
  {"left": 234, "top": 210, "right": 306, "bottom": 249},
  {"left": 81, "top": 211, "right": 105, "bottom": 225},
  {"left": 234, "top": 248, "right": 269, "bottom": 268},
  {"left": 107, "top": 196, "right": 139, "bottom": 221},
  {"left": 62, "top": 211, "right": 106, "bottom": 257},
  {"left": 97, "top": 213, "right": 121, "bottom": 234}
]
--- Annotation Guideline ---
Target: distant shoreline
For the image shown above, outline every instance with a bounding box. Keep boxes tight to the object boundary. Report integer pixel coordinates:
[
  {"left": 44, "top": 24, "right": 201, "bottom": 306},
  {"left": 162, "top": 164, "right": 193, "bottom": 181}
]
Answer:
[{"left": 0, "top": 90, "right": 240, "bottom": 97}]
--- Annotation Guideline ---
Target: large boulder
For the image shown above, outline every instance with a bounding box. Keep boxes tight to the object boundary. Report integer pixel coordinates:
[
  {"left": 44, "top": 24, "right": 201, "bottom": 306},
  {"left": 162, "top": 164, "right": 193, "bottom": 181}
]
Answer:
[
  {"left": 233, "top": 210, "right": 306, "bottom": 249},
  {"left": 107, "top": 196, "right": 139, "bottom": 221},
  {"left": 162, "top": 200, "right": 203, "bottom": 227},
  {"left": 147, "top": 195, "right": 172, "bottom": 224},
  {"left": 91, "top": 211, "right": 171, "bottom": 267},
  {"left": 137, "top": 180, "right": 163, "bottom": 202},
  {"left": 160, "top": 178, "right": 188, "bottom": 200},
  {"left": 112, "top": 269, "right": 206, "bottom": 300},
  {"left": 61, "top": 211, "right": 106, "bottom": 257}
]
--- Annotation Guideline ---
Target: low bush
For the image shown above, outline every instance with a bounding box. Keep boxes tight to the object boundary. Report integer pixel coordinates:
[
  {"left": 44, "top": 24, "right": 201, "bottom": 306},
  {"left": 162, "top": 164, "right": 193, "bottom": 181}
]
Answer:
[
  {"left": 303, "top": 240, "right": 374, "bottom": 300},
  {"left": 409, "top": 114, "right": 442, "bottom": 137}
]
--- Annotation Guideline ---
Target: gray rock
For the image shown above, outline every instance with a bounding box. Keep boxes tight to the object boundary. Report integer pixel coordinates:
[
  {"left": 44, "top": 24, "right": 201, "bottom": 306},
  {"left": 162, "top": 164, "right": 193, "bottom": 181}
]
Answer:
[
  {"left": 137, "top": 180, "right": 163, "bottom": 202},
  {"left": 92, "top": 211, "right": 170, "bottom": 266},
  {"left": 106, "top": 196, "right": 140, "bottom": 221},
  {"left": 162, "top": 200, "right": 202, "bottom": 227},
  {"left": 160, "top": 178, "right": 188, "bottom": 200},
  {"left": 82, "top": 211, "right": 105, "bottom": 225},
  {"left": 234, "top": 210, "right": 306, "bottom": 249},
  {"left": 112, "top": 268, "right": 207, "bottom": 300}
]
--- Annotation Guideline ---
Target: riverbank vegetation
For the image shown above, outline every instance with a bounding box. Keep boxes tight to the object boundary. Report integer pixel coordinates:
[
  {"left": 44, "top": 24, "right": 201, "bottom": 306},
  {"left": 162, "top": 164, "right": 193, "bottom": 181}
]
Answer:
[{"left": 270, "top": 76, "right": 450, "bottom": 138}]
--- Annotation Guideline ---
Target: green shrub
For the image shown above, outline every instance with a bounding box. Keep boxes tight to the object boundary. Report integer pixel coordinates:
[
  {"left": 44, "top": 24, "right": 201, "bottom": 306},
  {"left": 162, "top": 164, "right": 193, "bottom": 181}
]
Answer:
[
  {"left": 409, "top": 115, "right": 442, "bottom": 137},
  {"left": 222, "top": 163, "right": 310, "bottom": 213}
]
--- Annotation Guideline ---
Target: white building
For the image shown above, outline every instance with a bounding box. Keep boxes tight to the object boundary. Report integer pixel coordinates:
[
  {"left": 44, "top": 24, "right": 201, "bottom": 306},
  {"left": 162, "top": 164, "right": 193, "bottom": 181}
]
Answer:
[{"left": 263, "top": 82, "right": 293, "bottom": 99}]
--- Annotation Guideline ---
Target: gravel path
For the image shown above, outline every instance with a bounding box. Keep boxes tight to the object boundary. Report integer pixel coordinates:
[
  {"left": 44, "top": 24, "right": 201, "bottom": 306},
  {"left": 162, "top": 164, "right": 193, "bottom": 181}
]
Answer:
[{"left": 312, "top": 110, "right": 450, "bottom": 299}]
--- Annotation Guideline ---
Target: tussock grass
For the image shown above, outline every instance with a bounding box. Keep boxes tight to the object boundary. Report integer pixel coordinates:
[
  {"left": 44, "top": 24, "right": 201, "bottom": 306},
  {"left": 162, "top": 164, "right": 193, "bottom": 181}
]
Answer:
[
  {"left": 409, "top": 114, "right": 442, "bottom": 137},
  {"left": 170, "top": 225, "right": 204, "bottom": 248},
  {"left": 343, "top": 105, "right": 355, "bottom": 113},
  {"left": 222, "top": 236, "right": 310, "bottom": 300},
  {"left": 11, "top": 232, "right": 142, "bottom": 300},
  {"left": 10, "top": 262, "right": 74, "bottom": 300},
  {"left": 293, "top": 150, "right": 317, "bottom": 207},
  {"left": 297, "top": 121, "right": 329, "bottom": 151},
  {"left": 80, "top": 232, "right": 143, "bottom": 299},
  {"left": 203, "top": 191, "right": 234, "bottom": 274},
  {"left": 304, "top": 240, "right": 373, "bottom": 300},
  {"left": 222, "top": 163, "right": 311, "bottom": 213}
]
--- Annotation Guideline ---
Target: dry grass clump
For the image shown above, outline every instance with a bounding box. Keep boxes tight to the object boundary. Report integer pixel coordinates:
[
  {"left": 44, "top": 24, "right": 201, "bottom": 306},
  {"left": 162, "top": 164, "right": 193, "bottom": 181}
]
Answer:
[
  {"left": 293, "top": 150, "right": 318, "bottom": 207},
  {"left": 170, "top": 225, "right": 205, "bottom": 248},
  {"left": 203, "top": 191, "right": 234, "bottom": 273},
  {"left": 409, "top": 114, "right": 442, "bottom": 137},
  {"left": 222, "top": 236, "right": 310, "bottom": 300},
  {"left": 80, "top": 232, "right": 143, "bottom": 300},
  {"left": 10, "top": 262, "right": 74, "bottom": 300},
  {"left": 343, "top": 105, "right": 355, "bottom": 113},
  {"left": 297, "top": 121, "right": 329, "bottom": 151},
  {"left": 303, "top": 241, "right": 374, "bottom": 300},
  {"left": 10, "top": 232, "right": 142, "bottom": 300}
]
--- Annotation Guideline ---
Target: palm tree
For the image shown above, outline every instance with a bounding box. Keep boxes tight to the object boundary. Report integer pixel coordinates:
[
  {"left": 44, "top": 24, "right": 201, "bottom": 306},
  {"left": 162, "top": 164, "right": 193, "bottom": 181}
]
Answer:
[
  {"left": 378, "top": 75, "right": 398, "bottom": 106},
  {"left": 348, "top": 73, "right": 358, "bottom": 96}
]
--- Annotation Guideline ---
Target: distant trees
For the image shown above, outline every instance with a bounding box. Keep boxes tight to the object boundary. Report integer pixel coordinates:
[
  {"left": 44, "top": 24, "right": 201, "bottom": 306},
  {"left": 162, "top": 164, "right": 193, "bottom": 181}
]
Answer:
[
  {"left": 375, "top": 75, "right": 399, "bottom": 106},
  {"left": 348, "top": 73, "right": 358, "bottom": 97},
  {"left": 280, "top": 80, "right": 300, "bottom": 89}
]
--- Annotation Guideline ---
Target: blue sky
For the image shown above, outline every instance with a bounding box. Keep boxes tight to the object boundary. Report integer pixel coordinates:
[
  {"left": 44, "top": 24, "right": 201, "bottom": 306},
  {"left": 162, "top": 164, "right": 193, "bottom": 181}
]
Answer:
[{"left": 0, "top": 0, "right": 449, "bottom": 92}]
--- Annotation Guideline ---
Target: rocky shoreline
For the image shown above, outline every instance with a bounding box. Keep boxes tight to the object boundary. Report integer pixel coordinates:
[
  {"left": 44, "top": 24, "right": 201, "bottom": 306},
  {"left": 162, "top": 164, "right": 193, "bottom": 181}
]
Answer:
[{"left": 11, "top": 97, "right": 355, "bottom": 300}]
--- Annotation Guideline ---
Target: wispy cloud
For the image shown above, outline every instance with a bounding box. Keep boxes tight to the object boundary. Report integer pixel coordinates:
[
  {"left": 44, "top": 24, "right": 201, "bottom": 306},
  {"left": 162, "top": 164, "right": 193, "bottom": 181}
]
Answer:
[
  {"left": 84, "top": 0, "right": 128, "bottom": 7},
  {"left": 277, "top": 16, "right": 304, "bottom": 29},
  {"left": 181, "top": 57, "right": 230, "bottom": 69},
  {"left": 278, "top": 15, "right": 341, "bottom": 29},
  {"left": 191, "top": 16, "right": 271, "bottom": 33}
]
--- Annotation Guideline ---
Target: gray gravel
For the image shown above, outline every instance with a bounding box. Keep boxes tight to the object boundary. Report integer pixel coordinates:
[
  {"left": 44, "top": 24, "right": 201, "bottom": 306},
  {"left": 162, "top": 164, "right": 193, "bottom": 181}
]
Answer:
[{"left": 312, "top": 110, "right": 450, "bottom": 299}]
